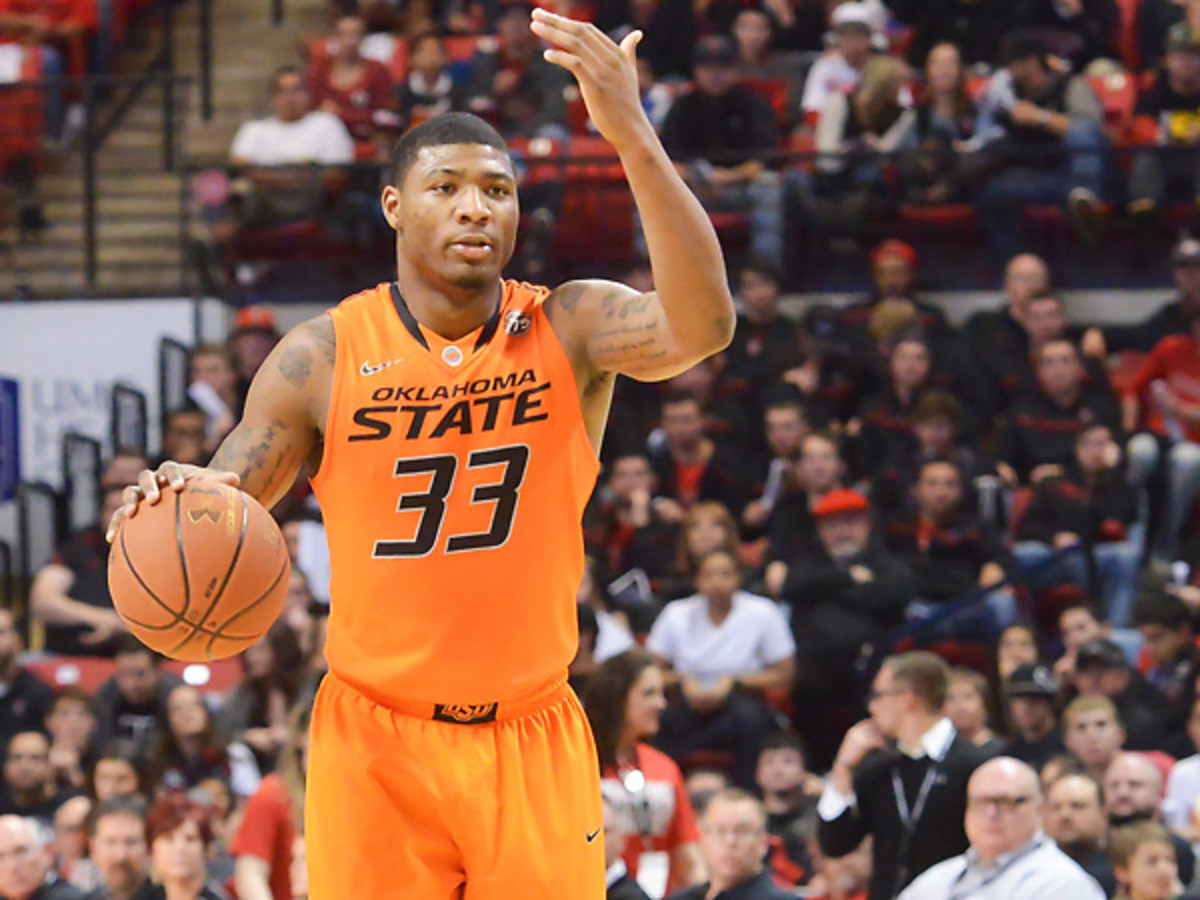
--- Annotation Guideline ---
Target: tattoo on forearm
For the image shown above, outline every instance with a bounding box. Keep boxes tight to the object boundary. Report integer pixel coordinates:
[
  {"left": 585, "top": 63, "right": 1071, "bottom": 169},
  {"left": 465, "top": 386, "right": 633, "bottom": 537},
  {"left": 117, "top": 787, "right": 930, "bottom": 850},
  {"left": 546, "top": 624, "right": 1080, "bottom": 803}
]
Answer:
[
  {"left": 213, "top": 418, "right": 299, "bottom": 500},
  {"left": 278, "top": 344, "right": 313, "bottom": 390}
]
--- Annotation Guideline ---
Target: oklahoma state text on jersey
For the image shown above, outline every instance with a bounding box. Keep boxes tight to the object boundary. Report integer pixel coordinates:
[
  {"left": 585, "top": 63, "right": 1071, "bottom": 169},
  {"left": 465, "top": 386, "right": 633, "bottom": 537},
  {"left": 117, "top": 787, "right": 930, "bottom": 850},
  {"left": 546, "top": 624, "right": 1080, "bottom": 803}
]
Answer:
[{"left": 311, "top": 280, "right": 599, "bottom": 707}]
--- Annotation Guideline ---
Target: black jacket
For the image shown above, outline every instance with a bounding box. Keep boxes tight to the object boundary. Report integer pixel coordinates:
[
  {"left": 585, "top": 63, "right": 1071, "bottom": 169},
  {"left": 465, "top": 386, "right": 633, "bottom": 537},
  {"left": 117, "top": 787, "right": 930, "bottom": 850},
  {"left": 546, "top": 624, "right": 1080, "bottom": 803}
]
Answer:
[
  {"left": 666, "top": 870, "right": 794, "bottom": 900},
  {"left": 781, "top": 544, "right": 915, "bottom": 657},
  {"left": 1016, "top": 464, "right": 1139, "bottom": 545},
  {"left": 609, "top": 873, "right": 653, "bottom": 900},
  {"left": 817, "top": 731, "right": 995, "bottom": 900},
  {"left": 884, "top": 511, "right": 1012, "bottom": 603}
]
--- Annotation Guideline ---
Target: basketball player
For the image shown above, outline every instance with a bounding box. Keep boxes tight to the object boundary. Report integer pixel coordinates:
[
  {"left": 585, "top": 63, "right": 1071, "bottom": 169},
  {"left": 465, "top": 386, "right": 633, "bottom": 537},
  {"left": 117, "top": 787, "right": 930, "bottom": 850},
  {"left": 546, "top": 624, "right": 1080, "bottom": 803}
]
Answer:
[{"left": 108, "top": 10, "right": 734, "bottom": 899}]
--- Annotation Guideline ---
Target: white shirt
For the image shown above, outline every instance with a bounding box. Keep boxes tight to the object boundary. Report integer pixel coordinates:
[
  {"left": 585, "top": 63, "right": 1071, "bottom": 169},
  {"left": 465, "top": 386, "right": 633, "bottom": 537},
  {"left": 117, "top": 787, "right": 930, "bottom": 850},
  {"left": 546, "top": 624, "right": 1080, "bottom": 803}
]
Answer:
[
  {"left": 818, "top": 717, "right": 956, "bottom": 822},
  {"left": 898, "top": 832, "right": 1105, "bottom": 900},
  {"left": 800, "top": 53, "right": 861, "bottom": 114},
  {"left": 230, "top": 110, "right": 355, "bottom": 166},
  {"left": 1164, "top": 753, "right": 1200, "bottom": 835},
  {"left": 595, "top": 609, "right": 635, "bottom": 663},
  {"left": 645, "top": 591, "right": 795, "bottom": 689}
]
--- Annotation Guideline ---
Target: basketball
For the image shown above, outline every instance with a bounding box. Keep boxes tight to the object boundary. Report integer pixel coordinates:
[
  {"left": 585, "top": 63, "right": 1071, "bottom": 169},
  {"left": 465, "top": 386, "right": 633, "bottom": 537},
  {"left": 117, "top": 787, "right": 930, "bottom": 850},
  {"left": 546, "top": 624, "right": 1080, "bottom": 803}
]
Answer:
[{"left": 107, "top": 480, "right": 291, "bottom": 662}]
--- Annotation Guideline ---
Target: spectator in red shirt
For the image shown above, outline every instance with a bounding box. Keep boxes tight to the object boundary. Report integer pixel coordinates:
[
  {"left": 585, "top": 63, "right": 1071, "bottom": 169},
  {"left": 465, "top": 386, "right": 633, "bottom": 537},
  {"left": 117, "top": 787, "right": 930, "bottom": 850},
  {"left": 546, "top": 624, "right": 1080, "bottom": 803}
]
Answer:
[
  {"left": 231, "top": 704, "right": 309, "bottom": 900},
  {"left": 306, "top": 13, "right": 394, "bottom": 161},
  {"left": 583, "top": 650, "right": 705, "bottom": 897},
  {"left": 650, "top": 391, "right": 750, "bottom": 519},
  {"left": 1126, "top": 305, "right": 1200, "bottom": 560}
]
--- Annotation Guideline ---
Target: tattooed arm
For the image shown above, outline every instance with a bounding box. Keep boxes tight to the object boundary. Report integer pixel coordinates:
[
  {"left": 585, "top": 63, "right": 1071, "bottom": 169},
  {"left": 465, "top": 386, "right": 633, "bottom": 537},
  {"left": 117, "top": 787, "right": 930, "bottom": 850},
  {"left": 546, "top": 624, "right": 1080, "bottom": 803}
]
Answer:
[
  {"left": 532, "top": 11, "right": 734, "bottom": 383},
  {"left": 107, "top": 316, "right": 335, "bottom": 539}
]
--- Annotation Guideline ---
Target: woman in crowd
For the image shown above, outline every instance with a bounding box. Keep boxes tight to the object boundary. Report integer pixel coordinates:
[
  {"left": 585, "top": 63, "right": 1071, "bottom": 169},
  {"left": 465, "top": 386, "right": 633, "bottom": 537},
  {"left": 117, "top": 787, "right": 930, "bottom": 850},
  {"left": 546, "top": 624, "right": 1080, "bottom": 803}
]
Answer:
[
  {"left": 647, "top": 548, "right": 795, "bottom": 789},
  {"left": 46, "top": 687, "right": 97, "bottom": 793},
  {"left": 89, "top": 739, "right": 144, "bottom": 802},
  {"left": 306, "top": 12, "right": 393, "bottom": 158},
  {"left": 808, "top": 54, "right": 913, "bottom": 230},
  {"left": 148, "top": 685, "right": 260, "bottom": 802},
  {"left": 900, "top": 42, "right": 976, "bottom": 205},
  {"left": 232, "top": 702, "right": 311, "bottom": 900},
  {"left": 143, "top": 792, "right": 231, "bottom": 899},
  {"left": 944, "top": 667, "right": 1004, "bottom": 752},
  {"left": 583, "top": 649, "right": 705, "bottom": 898},
  {"left": 997, "top": 623, "right": 1039, "bottom": 681},
  {"left": 1110, "top": 822, "right": 1200, "bottom": 900},
  {"left": 219, "top": 622, "right": 308, "bottom": 774},
  {"left": 659, "top": 500, "right": 745, "bottom": 600}
]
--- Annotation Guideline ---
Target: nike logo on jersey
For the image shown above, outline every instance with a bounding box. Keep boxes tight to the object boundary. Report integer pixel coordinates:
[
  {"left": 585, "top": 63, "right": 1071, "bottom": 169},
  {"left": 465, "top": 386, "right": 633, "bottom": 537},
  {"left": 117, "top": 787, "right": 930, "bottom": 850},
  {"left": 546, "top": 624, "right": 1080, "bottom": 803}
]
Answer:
[
  {"left": 360, "top": 359, "right": 402, "bottom": 376},
  {"left": 586, "top": 827, "right": 601, "bottom": 843}
]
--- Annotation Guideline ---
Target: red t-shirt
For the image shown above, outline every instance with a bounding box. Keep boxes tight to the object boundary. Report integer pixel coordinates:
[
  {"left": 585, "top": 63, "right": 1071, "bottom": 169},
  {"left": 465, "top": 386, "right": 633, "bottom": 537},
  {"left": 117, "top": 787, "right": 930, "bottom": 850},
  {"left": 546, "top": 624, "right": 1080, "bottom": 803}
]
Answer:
[
  {"left": 0, "top": 0, "right": 96, "bottom": 29},
  {"left": 1127, "top": 334, "right": 1200, "bottom": 442},
  {"left": 306, "top": 57, "right": 393, "bottom": 146},
  {"left": 230, "top": 774, "right": 295, "bottom": 900},
  {"left": 601, "top": 743, "right": 699, "bottom": 893}
]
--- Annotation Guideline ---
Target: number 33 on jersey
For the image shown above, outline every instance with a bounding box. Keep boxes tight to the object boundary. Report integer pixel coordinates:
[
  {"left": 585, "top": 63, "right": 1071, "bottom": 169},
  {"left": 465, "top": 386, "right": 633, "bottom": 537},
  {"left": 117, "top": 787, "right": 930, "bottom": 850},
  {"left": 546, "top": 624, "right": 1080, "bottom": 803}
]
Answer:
[{"left": 311, "top": 280, "right": 599, "bottom": 708}]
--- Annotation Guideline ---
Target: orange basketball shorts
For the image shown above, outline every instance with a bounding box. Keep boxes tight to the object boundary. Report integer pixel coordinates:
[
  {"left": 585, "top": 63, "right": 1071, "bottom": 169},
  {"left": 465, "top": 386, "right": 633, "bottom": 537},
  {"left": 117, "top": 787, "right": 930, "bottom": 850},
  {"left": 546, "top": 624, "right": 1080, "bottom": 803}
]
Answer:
[{"left": 305, "top": 673, "right": 606, "bottom": 900}]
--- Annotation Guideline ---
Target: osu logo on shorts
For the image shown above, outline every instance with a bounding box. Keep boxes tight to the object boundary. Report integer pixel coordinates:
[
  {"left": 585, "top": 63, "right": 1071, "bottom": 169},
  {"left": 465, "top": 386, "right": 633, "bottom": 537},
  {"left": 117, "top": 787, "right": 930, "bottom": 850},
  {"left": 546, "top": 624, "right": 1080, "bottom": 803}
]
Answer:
[{"left": 432, "top": 702, "right": 499, "bottom": 725}]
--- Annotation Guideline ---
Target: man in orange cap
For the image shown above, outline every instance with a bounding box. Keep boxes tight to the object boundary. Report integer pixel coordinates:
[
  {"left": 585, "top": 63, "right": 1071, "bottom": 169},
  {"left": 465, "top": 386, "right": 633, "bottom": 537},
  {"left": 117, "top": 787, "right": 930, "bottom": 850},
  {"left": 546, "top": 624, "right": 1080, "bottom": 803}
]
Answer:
[{"left": 774, "top": 488, "right": 916, "bottom": 769}]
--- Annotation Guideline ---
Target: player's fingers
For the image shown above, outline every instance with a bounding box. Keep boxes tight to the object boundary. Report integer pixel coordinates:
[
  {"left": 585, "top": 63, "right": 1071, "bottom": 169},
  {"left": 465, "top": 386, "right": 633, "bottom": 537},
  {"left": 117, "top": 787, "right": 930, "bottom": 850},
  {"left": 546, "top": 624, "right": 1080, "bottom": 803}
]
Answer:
[
  {"left": 618, "top": 29, "right": 643, "bottom": 64},
  {"left": 530, "top": 11, "right": 612, "bottom": 62},
  {"left": 543, "top": 48, "right": 583, "bottom": 74},
  {"left": 105, "top": 506, "right": 127, "bottom": 543},
  {"left": 138, "top": 467, "right": 164, "bottom": 505},
  {"left": 158, "top": 461, "right": 186, "bottom": 492}
]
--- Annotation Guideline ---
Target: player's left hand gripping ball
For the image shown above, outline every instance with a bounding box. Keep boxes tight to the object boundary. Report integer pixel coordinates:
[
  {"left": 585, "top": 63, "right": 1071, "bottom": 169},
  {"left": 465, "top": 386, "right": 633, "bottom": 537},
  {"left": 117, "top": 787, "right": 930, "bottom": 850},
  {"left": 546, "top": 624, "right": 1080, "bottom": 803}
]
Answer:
[{"left": 530, "top": 9, "right": 648, "bottom": 148}]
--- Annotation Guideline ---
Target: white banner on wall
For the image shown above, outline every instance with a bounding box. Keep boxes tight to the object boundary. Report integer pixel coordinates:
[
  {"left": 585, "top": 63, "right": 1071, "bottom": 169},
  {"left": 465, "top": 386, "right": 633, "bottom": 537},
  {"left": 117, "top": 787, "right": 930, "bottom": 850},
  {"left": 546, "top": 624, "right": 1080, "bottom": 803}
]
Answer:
[{"left": 0, "top": 298, "right": 228, "bottom": 489}]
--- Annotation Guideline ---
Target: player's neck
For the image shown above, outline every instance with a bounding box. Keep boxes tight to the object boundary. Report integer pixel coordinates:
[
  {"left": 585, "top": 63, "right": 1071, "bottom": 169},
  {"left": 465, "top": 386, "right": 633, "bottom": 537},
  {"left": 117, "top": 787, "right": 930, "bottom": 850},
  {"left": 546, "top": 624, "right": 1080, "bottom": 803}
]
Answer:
[{"left": 394, "top": 269, "right": 502, "bottom": 342}]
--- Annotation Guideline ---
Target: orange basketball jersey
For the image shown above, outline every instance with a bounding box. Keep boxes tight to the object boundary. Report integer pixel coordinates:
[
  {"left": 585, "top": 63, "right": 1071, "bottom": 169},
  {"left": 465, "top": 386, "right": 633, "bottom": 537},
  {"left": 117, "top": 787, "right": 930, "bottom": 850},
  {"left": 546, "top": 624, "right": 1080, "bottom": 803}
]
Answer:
[{"left": 311, "top": 280, "right": 599, "bottom": 708}]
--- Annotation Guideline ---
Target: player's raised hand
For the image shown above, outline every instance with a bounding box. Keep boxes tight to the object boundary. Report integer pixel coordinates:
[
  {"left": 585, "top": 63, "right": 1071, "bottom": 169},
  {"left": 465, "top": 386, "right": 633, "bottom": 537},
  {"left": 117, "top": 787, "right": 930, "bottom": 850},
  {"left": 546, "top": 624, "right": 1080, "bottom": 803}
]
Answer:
[{"left": 530, "top": 9, "right": 648, "bottom": 148}]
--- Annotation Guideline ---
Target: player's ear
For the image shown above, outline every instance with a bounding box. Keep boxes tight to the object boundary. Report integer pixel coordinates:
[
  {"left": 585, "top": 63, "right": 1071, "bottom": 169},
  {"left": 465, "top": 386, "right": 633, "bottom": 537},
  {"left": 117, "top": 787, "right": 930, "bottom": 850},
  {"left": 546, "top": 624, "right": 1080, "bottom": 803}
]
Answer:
[{"left": 381, "top": 184, "right": 403, "bottom": 231}]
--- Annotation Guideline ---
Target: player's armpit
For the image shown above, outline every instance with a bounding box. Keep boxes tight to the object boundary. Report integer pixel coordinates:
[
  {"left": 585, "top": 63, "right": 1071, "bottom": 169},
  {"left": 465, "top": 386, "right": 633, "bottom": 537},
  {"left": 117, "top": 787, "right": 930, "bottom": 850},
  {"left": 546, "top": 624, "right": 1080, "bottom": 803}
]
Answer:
[
  {"left": 211, "top": 315, "right": 334, "bottom": 510},
  {"left": 547, "top": 278, "right": 728, "bottom": 383}
]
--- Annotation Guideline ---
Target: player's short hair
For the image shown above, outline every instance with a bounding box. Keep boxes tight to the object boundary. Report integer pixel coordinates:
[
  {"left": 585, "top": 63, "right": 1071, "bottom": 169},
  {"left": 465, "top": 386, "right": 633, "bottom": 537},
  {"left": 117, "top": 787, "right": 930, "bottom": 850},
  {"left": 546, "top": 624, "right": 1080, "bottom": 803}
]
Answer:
[
  {"left": 759, "top": 730, "right": 806, "bottom": 762},
  {"left": 389, "top": 112, "right": 510, "bottom": 186}
]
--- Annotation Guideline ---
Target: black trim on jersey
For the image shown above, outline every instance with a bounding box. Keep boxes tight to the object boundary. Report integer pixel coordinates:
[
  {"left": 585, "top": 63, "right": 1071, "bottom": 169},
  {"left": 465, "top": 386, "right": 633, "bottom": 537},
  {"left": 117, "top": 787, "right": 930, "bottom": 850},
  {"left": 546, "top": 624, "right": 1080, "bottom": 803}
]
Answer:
[
  {"left": 390, "top": 282, "right": 430, "bottom": 349},
  {"left": 389, "top": 282, "right": 503, "bottom": 354}
]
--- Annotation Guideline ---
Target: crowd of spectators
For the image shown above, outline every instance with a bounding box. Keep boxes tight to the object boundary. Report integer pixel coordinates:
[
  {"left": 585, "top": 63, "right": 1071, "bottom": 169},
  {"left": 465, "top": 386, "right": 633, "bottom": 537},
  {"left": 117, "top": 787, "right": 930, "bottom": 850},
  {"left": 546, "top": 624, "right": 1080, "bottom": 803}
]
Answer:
[{"left": 185, "top": 0, "right": 1200, "bottom": 294}]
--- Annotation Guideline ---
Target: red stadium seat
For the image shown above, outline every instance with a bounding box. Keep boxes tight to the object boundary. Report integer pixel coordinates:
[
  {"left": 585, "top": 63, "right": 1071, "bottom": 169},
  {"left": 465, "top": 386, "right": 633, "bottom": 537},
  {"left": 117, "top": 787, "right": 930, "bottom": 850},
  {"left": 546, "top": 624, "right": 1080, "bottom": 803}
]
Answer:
[
  {"left": 1115, "top": 0, "right": 1142, "bottom": 73},
  {"left": 443, "top": 35, "right": 491, "bottom": 63},
  {"left": 740, "top": 76, "right": 790, "bottom": 130},
  {"left": 551, "top": 135, "right": 634, "bottom": 268}
]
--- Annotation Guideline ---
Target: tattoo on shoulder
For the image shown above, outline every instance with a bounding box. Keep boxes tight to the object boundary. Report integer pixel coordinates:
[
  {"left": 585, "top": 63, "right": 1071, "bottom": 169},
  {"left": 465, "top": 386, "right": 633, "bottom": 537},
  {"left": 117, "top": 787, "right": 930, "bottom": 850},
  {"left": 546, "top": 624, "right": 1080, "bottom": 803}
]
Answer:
[
  {"left": 549, "top": 283, "right": 587, "bottom": 314},
  {"left": 278, "top": 344, "right": 313, "bottom": 390},
  {"left": 307, "top": 316, "right": 336, "bottom": 366}
]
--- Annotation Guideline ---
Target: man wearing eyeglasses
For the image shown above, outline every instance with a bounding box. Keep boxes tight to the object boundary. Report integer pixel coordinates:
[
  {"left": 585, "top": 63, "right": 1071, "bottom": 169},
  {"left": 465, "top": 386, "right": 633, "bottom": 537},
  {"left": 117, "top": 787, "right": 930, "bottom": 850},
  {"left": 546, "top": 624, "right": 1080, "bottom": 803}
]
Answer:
[
  {"left": 898, "top": 757, "right": 1105, "bottom": 899},
  {"left": 818, "top": 652, "right": 992, "bottom": 900},
  {"left": 664, "top": 789, "right": 793, "bottom": 900}
]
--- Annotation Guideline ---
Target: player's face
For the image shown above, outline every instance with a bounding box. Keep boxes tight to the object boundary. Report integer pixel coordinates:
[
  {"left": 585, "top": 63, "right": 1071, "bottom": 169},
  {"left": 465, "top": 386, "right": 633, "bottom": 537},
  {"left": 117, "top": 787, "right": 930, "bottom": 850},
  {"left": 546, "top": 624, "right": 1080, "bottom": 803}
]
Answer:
[
  {"left": 623, "top": 664, "right": 667, "bottom": 740},
  {"left": 384, "top": 144, "right": 519, "bottom": 295}
]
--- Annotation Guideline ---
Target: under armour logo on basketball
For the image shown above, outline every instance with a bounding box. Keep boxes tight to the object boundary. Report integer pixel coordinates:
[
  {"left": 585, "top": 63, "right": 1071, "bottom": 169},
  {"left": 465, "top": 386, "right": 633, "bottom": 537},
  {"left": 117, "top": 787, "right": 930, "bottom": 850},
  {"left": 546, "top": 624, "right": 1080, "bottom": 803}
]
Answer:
[
  {"left": 188, "top": 507, "right": 223, "bottom": 525},
  {"left": 504, "top": 310, "right": 531, "bottom": 336},
  {"left": 432, "top": 702, "right": 499, "bottom": 725}
]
